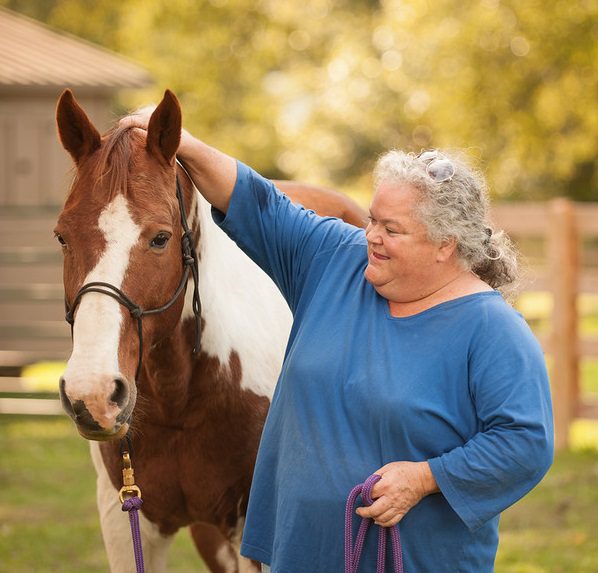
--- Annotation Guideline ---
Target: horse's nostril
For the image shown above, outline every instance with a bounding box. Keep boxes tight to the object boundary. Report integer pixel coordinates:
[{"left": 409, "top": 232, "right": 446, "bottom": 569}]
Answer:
[
  {"left": 59, "top": 377, "right": 75, "bottom": 417},
  {"left": 71, "top": 400, "right": 103, "bottom": 431},
  {"left": 110, "top": 377, "right": 128, "bottom": 408}
]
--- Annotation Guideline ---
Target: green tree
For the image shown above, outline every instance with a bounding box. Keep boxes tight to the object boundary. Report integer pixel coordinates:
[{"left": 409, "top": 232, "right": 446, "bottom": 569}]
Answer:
[{"left": 4, "top": 0, "right": 596, "bottom": 199}]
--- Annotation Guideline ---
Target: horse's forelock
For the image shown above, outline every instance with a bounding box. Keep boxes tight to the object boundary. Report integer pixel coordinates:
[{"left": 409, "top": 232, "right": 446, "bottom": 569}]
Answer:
[{"left": 88, "top": 123, "right": 148, "bottom": 200}]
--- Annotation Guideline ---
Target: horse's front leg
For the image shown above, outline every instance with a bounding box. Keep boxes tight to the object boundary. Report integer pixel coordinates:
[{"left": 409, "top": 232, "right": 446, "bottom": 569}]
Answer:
[
  {"left": 189, "top": 522, "right": 260, "bottom": 573},
  {"left": 90, "top": 442, "right": 174, "bottom": 572}
]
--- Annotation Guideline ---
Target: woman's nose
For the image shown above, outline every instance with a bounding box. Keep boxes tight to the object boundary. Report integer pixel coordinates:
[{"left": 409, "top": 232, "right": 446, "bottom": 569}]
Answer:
[{"left": 365, "top": 223, "right": 382, "bottom": 244}]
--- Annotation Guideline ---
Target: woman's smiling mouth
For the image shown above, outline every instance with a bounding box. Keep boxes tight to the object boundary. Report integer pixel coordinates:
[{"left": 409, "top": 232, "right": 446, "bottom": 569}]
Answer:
[{"left": 370, "top": 250, "right": 390, "bottom": 261}]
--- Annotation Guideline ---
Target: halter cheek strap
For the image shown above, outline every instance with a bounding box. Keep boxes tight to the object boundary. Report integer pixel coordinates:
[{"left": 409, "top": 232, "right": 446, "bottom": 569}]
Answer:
[{"left": 64, "top": 174, "right": 202, "bottom": 381}]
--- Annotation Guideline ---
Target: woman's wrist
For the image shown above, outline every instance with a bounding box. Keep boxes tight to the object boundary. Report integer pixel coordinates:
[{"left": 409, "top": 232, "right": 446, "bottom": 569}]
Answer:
[
  {"left": 177, "top": 130, "right": 204, "bottom": 164},
  {"left": 419, "top": 461, "right": 440, "bottom": 496},
  {"left": 176, "top": 135, "right": 237, "bottom": 213}
]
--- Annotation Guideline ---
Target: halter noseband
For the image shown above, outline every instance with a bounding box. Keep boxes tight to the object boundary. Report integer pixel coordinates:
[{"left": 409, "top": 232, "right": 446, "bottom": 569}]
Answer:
[{"left": 64, "top": 171, "right": 202, "bottom": 380}]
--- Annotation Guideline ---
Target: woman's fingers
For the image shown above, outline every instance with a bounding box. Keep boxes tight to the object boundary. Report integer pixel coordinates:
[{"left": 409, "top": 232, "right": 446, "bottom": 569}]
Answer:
[
  {"left": 356, "top": 496, "right": 390, "bottom": 519},
  {"left": 356, "top": 498, "right": 405, "bottom": 526},
  {"left": 119, "top": 112, "right": 152, "bottom": 131}
]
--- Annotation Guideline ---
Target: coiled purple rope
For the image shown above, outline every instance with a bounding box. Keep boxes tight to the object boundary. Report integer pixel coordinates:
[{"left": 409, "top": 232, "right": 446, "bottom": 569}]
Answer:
[
  {"left": 345, "top": 474, "right": 403, "bottom": 573},
  {"left": 122, "top": 496, "right": 145, "bottom": 573}
]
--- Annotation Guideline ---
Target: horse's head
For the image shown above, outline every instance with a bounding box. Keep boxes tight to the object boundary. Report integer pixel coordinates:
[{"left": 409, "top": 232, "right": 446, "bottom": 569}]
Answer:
[{"left": 55, "top": 89, "right": 197, "bottom": 440}]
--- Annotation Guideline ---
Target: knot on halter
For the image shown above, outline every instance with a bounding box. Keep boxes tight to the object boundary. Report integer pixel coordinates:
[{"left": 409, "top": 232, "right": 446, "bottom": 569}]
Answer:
[
  {"left": 181, "top": 230, "right": 197, "bottom": 267},
  {"left": 181, "top": 229, "right": 194, "bottom": 249},
  {"left": 130, "top": 307, "right": 143, "bottom": 320},
  {"left": 121, "top": 496, "right": 143, "bottom": 512}
]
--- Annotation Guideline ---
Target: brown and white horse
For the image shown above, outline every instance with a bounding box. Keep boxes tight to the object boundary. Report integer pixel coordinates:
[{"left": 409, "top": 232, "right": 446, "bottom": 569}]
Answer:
[{"left": 55, "top": 89, "right": 366, "bottom": 573}]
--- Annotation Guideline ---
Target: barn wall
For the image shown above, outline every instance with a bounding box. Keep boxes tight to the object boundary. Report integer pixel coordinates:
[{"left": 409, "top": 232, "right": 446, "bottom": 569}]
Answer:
[{"left": 0, "top": 92, "right": 112, "bottom": 207}]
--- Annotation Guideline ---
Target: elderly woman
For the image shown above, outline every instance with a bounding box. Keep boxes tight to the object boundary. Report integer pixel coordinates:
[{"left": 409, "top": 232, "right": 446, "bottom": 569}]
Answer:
[{"left": 126, "top": 113, "right": 554, "bottom": 571}]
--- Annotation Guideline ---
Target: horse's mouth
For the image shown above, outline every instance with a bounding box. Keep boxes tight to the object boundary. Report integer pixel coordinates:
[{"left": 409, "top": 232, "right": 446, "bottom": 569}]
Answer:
[{"left": 76, "top": 421, "right": 130, "bottom": 442}]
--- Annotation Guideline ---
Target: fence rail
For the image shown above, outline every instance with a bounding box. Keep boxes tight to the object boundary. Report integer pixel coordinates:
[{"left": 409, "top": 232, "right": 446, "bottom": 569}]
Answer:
[
  {"left": 0, "top": 199, "right": 597, "bottom": 448},
  {"left": 492, "top": 198, "right": 598, "bottom": 450}
]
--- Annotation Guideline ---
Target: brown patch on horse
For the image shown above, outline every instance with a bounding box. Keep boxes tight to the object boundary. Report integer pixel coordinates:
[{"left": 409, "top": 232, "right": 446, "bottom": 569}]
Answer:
[{"left": 100, "top": 317, "right": 268, "bottom": 537}]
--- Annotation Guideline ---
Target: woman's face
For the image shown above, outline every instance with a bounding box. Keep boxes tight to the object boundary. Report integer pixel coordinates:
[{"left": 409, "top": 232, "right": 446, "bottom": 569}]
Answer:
[{"left": 364, "top": 182, "right": 448, "bottom": 302}]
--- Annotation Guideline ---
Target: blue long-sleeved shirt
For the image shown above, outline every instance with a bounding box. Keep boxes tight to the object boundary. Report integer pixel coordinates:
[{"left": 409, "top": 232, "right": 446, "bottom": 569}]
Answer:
[{"left": 213, "top": 162, "right": 554, "bottom": 572}]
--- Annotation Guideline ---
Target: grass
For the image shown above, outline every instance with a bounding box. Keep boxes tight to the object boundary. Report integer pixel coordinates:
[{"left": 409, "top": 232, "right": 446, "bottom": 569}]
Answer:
[
  {"left": 496, "top": 450, "right": 598, "bottom": 572},
  {"left": 0, "top": 416, "right": 597, "bottom": 572},
  {"left": 0, "top": 416, "right": 204, "bottom": 573}
]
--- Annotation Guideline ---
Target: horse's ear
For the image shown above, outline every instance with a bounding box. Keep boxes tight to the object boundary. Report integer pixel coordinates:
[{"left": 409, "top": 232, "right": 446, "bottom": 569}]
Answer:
[
  {"left": 56, "top": 89, "right": 101, "bottom": 164},
  {"left": 146, "top": 90, "right": 181, "bottom": 165}
]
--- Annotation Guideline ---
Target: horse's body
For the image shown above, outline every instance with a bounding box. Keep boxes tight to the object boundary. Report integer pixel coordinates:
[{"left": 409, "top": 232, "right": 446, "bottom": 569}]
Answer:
[{"left": 55, "top": 90, "right": 366, "bottom": 572}]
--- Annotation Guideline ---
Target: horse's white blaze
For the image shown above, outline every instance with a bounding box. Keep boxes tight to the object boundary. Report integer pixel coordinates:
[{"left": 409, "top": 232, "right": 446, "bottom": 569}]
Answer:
[
  {"left": 63, "top": 195, "right": 141, "bottom": 402},
  {"left": 90, "top": 442, "right": 173, "bottom": 573},
  {"left": 182, "top": 192, "right": 292, "bottom": 399}
]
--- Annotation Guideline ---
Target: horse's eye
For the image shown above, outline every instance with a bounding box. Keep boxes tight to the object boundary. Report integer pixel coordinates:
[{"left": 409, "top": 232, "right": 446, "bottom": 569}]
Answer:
[
  {"left": 150, "top": 232, "right": 171, "bottom": 249},
  {"left": 55, "top": 232, "right": 67, "bottom": 247}
]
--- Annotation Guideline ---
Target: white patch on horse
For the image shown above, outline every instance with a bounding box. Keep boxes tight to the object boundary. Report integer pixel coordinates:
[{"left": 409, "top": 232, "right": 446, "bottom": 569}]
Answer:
[
  {"left": 184, "top": 184, "right": 199, "bottom": 236},
  {"left": 182, "top": 192, "right": 292, "bottom": 399},
  {"left": 63, "top": 195, "right": 141, "bottom": 400},
  {"left": 90, "top": 442, "right": 173, "bottom": 573}
]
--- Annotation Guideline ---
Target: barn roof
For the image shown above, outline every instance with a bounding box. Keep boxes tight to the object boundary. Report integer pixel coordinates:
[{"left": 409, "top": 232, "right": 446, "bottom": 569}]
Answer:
[{"left": 0, "top": 7, "right": 152, "bottom": 91}]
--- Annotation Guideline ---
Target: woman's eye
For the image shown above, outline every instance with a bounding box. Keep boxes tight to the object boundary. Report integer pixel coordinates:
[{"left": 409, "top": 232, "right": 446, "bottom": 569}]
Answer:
[
  {"left": 385, "top": 227, "right": 398, "bottom": 235},
  {"left": 150, "top": 232, "right": 171, "bottom": 249}
]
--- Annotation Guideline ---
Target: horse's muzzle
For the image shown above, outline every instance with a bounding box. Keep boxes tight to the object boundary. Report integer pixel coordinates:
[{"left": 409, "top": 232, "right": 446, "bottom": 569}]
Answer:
[
  {"left": 76, "top": 421, "right": 130, "bottom": 441},
  {"left": 59, "top": 377, "right": 134, "bottom": 441}
]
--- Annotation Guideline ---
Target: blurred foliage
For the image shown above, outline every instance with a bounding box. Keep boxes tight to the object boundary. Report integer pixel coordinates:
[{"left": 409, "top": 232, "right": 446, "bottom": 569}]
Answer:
[{"left": 3, "top": 0, "right": 597, "bottom": 199}]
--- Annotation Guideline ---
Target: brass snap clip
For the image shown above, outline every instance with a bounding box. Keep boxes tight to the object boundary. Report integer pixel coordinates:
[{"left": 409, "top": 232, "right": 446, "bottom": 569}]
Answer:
[{"left": 118, "top": 450, "right": 142, "bottom": 503}]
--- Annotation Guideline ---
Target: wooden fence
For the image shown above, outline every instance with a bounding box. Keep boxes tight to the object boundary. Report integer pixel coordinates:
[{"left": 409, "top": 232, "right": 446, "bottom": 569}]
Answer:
[
  {"left": 1, "top": 198, "right": 597, "bottom": 450},
  {"left": 492, "top": 199, "right": 598, "bottom": 450}
]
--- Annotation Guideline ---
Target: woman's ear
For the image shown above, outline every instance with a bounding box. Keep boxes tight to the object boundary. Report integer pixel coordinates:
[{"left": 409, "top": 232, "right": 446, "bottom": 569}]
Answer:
[{"left": 436, "top": 237, "right": 457, "bottom": 263}]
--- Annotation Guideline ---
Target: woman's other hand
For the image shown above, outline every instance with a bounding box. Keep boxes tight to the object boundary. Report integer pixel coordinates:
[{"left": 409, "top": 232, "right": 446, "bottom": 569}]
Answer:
[{"left": 355, "top": 461, "right": 439, "bottom": 527}]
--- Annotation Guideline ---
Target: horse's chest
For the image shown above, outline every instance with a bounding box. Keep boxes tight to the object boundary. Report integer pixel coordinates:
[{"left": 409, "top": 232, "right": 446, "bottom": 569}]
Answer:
[{"left": 100, "top": 427, "right": 254, "bottom": 536}]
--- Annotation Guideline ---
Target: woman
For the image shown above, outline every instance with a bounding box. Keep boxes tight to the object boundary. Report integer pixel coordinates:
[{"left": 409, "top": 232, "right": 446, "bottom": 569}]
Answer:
[{"left": 126, "top": 114, "right": 554, "bottom": 571}]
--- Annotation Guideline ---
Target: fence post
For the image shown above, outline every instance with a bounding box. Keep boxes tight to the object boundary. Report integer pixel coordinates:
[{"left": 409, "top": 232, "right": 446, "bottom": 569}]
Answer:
[{"left": 547, "top": 198, "right": 579, "bottom": 451}]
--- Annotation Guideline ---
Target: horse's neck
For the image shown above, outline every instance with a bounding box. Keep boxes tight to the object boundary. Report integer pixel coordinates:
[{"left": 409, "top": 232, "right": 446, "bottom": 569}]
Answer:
[
  {"left": 140, "top": 320, "right": 195, "bottom": 418},
  {"left": 147, "top": 192, "right": 291, "bottom": 412},
  {"left": 183, "top": 191, "right": 293, "bottom": 399}
]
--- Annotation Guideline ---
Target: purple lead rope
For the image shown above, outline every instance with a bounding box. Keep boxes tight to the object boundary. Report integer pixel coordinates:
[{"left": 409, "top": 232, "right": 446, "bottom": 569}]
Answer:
[
  {"left": 122, "top": 496, "right": 145, "bottom": 573},
  {"left": 344, "top": 474, "right": 404, "bottom": 573}
]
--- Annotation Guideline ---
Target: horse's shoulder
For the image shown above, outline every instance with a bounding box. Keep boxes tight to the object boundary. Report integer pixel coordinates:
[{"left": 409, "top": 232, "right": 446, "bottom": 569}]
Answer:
[{"left": 273, "top": 180, "right": 367, "bottom": 229}]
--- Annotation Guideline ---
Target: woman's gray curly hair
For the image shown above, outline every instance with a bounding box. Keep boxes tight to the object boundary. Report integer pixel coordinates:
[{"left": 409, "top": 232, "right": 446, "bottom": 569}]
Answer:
[{"left": 373, "top": 149, "right": 519, "bottom": 295}]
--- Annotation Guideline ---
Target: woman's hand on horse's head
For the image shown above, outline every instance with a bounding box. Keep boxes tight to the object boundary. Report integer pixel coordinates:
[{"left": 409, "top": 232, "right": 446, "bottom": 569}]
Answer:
[
  {"left": 119, "top": 113, "right": 197, "bottom": 161},
  {"left": 119, "top": 109, "right": 152, "bottom": 132}
]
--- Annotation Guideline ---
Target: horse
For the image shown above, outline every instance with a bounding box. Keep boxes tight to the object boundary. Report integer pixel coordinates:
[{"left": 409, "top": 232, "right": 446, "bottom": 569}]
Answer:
[{"left": 55, "top": 89, "right": 367, "bottom": 573}]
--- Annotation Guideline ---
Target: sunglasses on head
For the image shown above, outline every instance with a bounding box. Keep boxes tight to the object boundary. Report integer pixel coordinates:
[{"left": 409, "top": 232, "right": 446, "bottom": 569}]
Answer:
[{"left": 417, "top": 150, "right": 455, "bottom": 183}]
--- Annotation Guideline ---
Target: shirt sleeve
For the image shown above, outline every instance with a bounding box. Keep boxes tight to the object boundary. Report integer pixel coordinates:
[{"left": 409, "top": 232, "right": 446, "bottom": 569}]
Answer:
[
  {"left": 428, "top": 309, "right": 554, "bottom": 531},
  {"left": 212, "top": 161, "right": 362, "bottom": 311}
]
